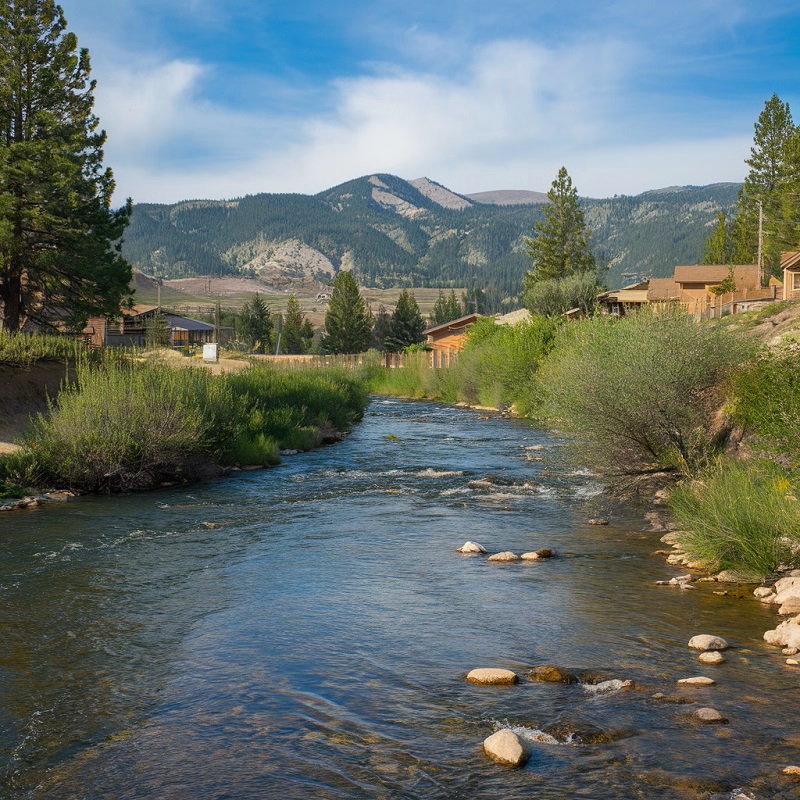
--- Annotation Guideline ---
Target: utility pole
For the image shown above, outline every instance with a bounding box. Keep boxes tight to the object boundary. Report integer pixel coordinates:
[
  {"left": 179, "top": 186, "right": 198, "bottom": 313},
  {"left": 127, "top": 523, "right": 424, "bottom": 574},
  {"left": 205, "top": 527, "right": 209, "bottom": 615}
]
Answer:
[{"left": 757, "top": 200, "right": 764, "bottom": 286}]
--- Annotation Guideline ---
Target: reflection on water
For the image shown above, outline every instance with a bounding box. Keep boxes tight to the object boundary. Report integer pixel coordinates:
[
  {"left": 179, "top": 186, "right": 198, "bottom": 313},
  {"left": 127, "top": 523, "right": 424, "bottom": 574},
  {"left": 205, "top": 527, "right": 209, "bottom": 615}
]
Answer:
[{"left": 0, "top": 398, "right": 794, "bottom": 799}]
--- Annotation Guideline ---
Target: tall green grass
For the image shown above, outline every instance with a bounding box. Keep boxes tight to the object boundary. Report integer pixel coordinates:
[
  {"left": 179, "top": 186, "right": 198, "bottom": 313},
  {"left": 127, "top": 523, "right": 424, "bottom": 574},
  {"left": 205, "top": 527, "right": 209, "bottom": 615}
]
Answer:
[
  {"left": 5, "top": 361, "right": 367, "bottom": 493},
  {"left": 366, "top": 316, "right": 558, "bottom": 413},
  {"left": 670, "top": 461, "right": 800, "bottom": 578},
  {"left": 0, "top": 330, "right": 99, "bottom": 367}
]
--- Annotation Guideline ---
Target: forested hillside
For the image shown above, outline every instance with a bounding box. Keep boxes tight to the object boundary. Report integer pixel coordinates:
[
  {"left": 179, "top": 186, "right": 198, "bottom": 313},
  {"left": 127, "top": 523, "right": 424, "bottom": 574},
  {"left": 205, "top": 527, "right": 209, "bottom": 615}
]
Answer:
[{"left": 122, "top": 175, "right": 740, "bottom": 307}]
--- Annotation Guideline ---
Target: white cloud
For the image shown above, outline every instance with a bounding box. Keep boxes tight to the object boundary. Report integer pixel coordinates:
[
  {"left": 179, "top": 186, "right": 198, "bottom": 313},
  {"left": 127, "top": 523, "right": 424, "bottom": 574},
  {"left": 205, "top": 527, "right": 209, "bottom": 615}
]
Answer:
[{"left": 93, "top": 37, "right": 748, "bottom": 204}]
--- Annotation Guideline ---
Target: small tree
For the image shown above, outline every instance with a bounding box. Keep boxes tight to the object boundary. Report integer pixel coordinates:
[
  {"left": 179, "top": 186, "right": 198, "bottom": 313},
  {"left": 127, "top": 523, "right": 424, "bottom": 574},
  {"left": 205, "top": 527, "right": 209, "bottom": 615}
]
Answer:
[
  {"left": 523, "top": 272, "right": 599, "bottom": 317},
  {"left": 281, "top": 294, "right": 313, "bottom": 354},
  {"left": 430, "top": 289, "right": 463, "bottom": 325},
  {"left": 321, "top": 271, "right": 373, "bottom": 354},
  {"left": 384, "top": 290, "right": 425, "bottom": 353},
  {"left": 371, "top": 304, "right": 392, "bottom": 350},
  {"left": 526, "top": 167, "right": 596, "bottom": 283},
  {"left": 145, "top": 313, "right": 171, "bottom": 349},
  {"left": 239, "top": 293, "right": 273, "bottom": 354},
  {"left": 702, "top": 213, "right": 734, "bottom": 266}
]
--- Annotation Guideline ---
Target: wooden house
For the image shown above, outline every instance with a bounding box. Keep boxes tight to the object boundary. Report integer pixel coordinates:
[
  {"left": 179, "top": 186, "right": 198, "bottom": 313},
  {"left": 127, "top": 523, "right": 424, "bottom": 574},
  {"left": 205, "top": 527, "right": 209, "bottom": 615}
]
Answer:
[
  {"left": 84, "top": 306, "right": 232, "bottom": 350},
  {"left": 782, "top": 252, "right": 800, "bottom": 301},
  {"left": 423, "top": 314, "right": 482, "bottom": 354}
]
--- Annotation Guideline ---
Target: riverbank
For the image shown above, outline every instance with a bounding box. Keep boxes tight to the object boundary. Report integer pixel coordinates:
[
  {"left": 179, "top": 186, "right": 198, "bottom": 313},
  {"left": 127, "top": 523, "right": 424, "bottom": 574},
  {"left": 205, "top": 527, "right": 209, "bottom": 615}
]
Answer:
[{"left": 0, "top": 345, "right": 368, "bottom": 495}]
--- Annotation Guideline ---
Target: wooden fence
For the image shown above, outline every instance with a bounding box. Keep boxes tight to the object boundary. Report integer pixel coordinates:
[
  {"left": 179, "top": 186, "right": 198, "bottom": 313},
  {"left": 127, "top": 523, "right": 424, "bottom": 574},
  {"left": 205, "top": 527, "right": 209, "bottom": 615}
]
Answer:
[{"left": 250, "top": 350, "right": 457, "bottom": 370}]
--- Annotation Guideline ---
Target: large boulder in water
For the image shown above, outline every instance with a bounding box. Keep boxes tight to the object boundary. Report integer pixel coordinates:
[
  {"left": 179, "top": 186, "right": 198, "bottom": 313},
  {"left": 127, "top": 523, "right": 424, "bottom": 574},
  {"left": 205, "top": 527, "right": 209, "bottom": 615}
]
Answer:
[
  {"left": 456, "top": 541, "right": 487, "bottom": 554},
  {"left": 688, "top": 634, "right": 729, "bottom": 651},
  {"left": 764, "top": 614, "right": 800, "bottom": 649},
  {"left": 488, "top": 551, "right": 519, "bottom": 562},
  {"left": 542, "top": 717, "right": 611, "bottom": 744},
  {"left": 482, "top": 729, "right": 531, "bottom": 768},
  {"left": 466, "top": 668, "right": 518, "bottom": 685},
  {"left": 529, "top": 665, "right": 580, "bottom": 684}
]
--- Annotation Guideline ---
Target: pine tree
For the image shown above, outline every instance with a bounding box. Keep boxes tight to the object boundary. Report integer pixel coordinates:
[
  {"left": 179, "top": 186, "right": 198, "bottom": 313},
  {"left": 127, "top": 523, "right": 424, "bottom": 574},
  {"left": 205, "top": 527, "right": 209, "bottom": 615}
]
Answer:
[
  {"left": 729, "top": 95, "right": 798, "bottom": 275},
  {"left": 701, "top": 213, "right": 734, "bottom": 265},
  {"left": 384, "top": 289, "right": 425, "bottom": 353},
  {"left": 0, "top": 0, "right": 132, "bottom": 331},
  {"left": 371, "top": 304, "right": 391, "bottom": 350},
  {"left": 525, "top": 167, "right": 596, "bottom": 282},
  {"left": 321, "top": 271, "right": 373, "bottom": 354},
  {"left": 429, "top": 289, "right": 463, "bottom": 325},
  {"left": 239, "top": 293, "right": 273, "bottom": 353},
  {"left": 281, "top": 294, "right": 312, "bottom": 354}
]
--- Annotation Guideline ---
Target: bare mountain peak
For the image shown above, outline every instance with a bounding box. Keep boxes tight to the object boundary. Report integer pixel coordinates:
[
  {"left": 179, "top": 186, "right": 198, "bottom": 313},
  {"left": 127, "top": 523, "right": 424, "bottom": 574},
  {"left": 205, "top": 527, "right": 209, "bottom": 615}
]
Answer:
[{"left": 409, "top": 177, "right": 473, "bottom": 210}]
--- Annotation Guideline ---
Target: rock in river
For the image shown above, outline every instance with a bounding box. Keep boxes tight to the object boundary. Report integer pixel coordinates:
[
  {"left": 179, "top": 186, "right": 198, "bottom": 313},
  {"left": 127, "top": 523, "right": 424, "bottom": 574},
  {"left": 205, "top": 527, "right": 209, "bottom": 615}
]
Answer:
[
  {"left": 677, "top": 676, "right": 716, "bottom": 686},
  {"left": 693, "top": 707, "right": 729, "bottom": 724},
  {"left": 688, "top": 634, "right": 729, "bottom": 652},
  {"left": 488, "top": 551, "right": 519, "bottom": 562},
  {"left": 698, "top": 651, "right": 726, "bottom": 665},
  {"left": 542, "top": 717, "right": 611, "bottom": 744},
  {"left": 456, "top": 541, "right": 487, "bottom": 554},
  {"left": 482, "top": 729, "right": 531, "bottom": 768},
  {"left": 529, "top": 665, "right": 580, "bottom": 684},
  {"left": 466, "top": 668, "right": 518, "bottom": 686}
]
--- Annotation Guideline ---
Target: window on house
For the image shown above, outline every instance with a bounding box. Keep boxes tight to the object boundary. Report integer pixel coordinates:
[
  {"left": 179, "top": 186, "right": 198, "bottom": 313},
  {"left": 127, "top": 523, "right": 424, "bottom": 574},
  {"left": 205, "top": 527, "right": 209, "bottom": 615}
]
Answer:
[{"left": 793, "top": 272, "right": 800, "bottom": 291}]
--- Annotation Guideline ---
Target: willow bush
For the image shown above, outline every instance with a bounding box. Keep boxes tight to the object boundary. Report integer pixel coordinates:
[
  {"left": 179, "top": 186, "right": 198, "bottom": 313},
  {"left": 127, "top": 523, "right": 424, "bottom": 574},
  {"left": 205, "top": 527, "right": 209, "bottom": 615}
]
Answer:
[
  {"left": 539, "top": 307, "right": 754, "bottom": 475},
  {"left": 7, "top": 362, "right": 367, "bottom": 493}
]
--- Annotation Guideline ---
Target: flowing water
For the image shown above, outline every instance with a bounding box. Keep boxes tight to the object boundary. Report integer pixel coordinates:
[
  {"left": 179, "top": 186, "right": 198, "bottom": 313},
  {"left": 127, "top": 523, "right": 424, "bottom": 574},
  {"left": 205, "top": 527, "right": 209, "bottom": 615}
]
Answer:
[{"left": 1, "top": 399, "right": 797, "bottom": 800}]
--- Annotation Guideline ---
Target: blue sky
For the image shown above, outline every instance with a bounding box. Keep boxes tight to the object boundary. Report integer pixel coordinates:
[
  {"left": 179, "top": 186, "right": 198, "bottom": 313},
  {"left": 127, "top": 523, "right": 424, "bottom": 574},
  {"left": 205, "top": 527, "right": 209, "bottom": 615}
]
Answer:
[{"left": 64, "top": 0, "right": 800, "bottom": 203}]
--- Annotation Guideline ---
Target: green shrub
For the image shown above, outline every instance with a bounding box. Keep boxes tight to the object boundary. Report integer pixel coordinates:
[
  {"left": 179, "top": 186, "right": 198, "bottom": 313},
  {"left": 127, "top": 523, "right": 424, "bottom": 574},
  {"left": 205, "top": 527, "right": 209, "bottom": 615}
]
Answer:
[
  {"left": 8, "top": 362, "right": 368, "bottom": 493},
  {"left": 670, "top": 461, "right": 800, "bottom": 578},
  {"left": 0, "top": 330, "right": 100, "bottom": 367},
  {"left": 539, "top": 307, "right": 754, "bottom": 475},
  {"left": 731, "top": 349, "right": 800, "bottom": 476}
]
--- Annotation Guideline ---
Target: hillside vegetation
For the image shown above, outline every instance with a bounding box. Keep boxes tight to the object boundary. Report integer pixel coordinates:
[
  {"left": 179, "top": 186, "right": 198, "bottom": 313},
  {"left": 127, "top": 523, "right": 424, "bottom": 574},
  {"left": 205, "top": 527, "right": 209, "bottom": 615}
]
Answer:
[{"left": 123, "top": 175, "right": 739, "bottom": 307}]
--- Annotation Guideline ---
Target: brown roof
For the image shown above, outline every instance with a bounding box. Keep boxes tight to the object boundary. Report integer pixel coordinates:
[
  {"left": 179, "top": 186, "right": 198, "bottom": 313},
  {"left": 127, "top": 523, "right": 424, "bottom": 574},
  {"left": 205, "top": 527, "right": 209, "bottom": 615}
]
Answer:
[
  {"left": 647, "top": 278, "right": 681, "bottom": 301},
  {"left": 781, "top": 251, "right": 800, "bottom": 271},
  {"left": 423, "top": 313, "right": 482, "bottom": 336},
  {"left": 673, "top": 264, "right": 760, "bottom": 289}
]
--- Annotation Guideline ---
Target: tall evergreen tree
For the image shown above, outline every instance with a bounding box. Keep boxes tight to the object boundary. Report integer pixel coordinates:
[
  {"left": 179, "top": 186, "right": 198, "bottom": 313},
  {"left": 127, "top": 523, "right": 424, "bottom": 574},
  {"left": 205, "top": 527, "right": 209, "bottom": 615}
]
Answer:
[
  {"left": 371, "top": 304, "right": 391, "bottom": 351},
  {"left": 280, "top": 294, "right": 312, "bottom": 354},
  {"left": 239, "top": 293, "right": 273, "bottom": 353},
  {"left": 729, "top": 94, "right": 798, "bottom": 276},
  {"left": 0, "top": 0, "right": 132, "bottom": 331},
  {"left": 701, "top": 213, "right": 734, "bottom": 265},
  {"left": 321, "top": 271, "right": 373, "bottom": 354},
  {"left": 525, "top": 167, "right": 596, "bottom": 282},
  {"left": 384, "top": 289, "right": 425, "bottom": 353},
  {"left": 429, "top": 289, "right": 462, "bottom": 325}
]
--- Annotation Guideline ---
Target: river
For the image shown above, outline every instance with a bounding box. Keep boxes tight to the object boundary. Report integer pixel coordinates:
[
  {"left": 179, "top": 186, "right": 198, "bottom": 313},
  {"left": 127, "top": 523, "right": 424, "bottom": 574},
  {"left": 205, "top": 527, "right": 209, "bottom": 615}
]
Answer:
[{"left": 0, "top": 398, "right": 796, "bottom": 799}]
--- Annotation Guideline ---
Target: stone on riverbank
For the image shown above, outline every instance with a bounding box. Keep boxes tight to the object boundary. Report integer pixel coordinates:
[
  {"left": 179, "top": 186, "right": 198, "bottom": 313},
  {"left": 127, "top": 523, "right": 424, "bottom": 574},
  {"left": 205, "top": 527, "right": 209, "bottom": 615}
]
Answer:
[
  {"left": 677, "top": 676, "right": 716, "bottom": 686},
  {"left": 783, "top": 766, "right": 800, "bottom": 775},
  {"left": 698, "top": 651, "right": 726, "bottom": 665},
  {"left": 660, "top": 532, "right": 683, "bottom": 545},
  {"left": 693, "top": 707, "right": 729, "bottom": 724},
  {"left": 456, "top": 541, "right": 487, "bottom": 554},
  {"left": 466, "top": 668, "right": 518, "bottom": 685},
  {"left": 488, "top": 552, "right": 519, "bottom": 562},
  {"left": 482, "top": 729, "right": 531, "bottom": 768},
  {"left": 783, "top": 647, "right": 799, "bottom": 655},
  {"left": 764, "top": 615, "right": 800, "bottom": 650},
  {"left": 754, "top": 587, "right": 776, "bottom": 600},
  {"left": 688, "top": 635, "right": 729, "bottom": 652}
]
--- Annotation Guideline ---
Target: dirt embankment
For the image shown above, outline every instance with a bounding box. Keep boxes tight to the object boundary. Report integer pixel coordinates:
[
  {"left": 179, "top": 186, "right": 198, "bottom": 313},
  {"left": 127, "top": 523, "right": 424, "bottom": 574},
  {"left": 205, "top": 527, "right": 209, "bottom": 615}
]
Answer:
[{"left": 0, "top": 362, "right": 73, "bottom": 453}]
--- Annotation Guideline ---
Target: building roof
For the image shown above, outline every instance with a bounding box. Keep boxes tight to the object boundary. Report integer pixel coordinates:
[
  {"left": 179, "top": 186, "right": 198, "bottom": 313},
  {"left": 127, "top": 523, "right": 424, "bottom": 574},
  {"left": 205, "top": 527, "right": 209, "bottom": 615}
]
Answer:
[
  {"left": 781, "top": 251, "right": 800, "bottom": 271},
  {"left": 164, "top": 314, "right": 215, "bottom": 332},
  {"left": 673, "top": 264, "right": 760, "bottom": 288},
  {"left": 647, "top": 278, "right": 681, "bottom": 301},
  {"left": 423, "top": 313, "right": 482, "bottom": 336}
]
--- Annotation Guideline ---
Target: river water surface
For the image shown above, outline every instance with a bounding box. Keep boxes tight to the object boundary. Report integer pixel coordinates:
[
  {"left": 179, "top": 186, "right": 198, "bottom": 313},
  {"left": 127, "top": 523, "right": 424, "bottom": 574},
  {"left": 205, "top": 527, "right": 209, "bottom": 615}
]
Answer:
[{"left": 1, "top": 399, "right": 797, "bottom": 799}]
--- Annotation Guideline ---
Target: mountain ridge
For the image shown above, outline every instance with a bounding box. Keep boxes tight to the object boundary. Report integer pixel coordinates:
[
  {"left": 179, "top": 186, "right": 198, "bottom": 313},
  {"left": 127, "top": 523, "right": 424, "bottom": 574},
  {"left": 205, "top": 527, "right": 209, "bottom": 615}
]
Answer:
[{"left": 122, "top": 174, "right": 740, "bottom": 310}]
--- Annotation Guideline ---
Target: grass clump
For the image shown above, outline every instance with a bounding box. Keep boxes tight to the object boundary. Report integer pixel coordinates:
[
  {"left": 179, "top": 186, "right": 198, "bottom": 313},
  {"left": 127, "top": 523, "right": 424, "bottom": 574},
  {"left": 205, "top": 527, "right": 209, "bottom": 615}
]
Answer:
[
  {"left": 670, "top": 461, "right": 800, "bottom": 578},
  {"left": 7, "top": 361, "right": 367, "bottom": 493},
  {"left": 0, "top": 330, "right": 98, "bottom": 367},
  {"left": 539, "top": 307, "right": 754, "bottom": 476}
]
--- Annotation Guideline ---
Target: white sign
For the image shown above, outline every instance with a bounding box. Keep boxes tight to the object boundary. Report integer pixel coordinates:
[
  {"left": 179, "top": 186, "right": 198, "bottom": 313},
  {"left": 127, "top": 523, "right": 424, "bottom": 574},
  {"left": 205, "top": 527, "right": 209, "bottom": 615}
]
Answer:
[{"left": 203, "top": 343, "right": 219, "bottom": 362}]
